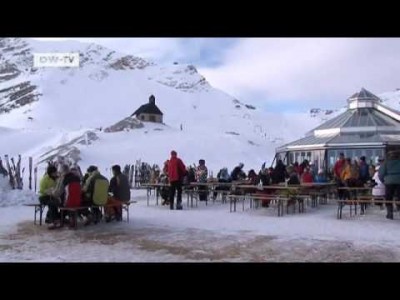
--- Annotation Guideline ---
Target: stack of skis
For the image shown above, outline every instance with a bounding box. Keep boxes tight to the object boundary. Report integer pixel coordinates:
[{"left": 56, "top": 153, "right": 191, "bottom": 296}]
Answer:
[
  {"left": 0, "top": 155, "right": 36, "bottom": 191},
  {"left": 123, "top": 164, "right": 135, "bottom": 188},
  {"left": 130, "top": 160, "right": 161, "bottom": 187}
]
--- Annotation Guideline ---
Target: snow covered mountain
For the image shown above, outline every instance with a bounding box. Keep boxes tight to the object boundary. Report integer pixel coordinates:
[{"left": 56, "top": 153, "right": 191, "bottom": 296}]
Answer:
[
  {"left": 3, "top": 37, "right": 398, "bottom": 177},
  {"left": 0, "top": 38, "right": 322, "bottom": 175}
]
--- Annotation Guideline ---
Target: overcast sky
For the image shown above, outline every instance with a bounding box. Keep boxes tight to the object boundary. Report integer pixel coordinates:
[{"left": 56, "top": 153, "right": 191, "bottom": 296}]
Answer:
[{"left": 35, "top": 38, "right": 400, "bottom": 112}]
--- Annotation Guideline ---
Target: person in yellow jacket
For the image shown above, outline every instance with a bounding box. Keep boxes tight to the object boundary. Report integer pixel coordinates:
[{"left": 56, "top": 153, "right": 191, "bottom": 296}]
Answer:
[
  {"left": 340, "top": 158, "right": 353, "bottom": 200},
  {"left": 340, "top": 158, "right": 352, "bottom": 182},
  {"left": 39, "top": 165, "right": 60, "bottom": 224},
  {"left": 351, "top": 160, "right": 360, "bottom": 184}
]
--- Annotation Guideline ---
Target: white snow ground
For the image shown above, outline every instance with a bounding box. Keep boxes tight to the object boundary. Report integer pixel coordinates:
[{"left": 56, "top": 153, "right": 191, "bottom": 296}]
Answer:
[{"left": 1, "top": 188, "right": 400, "bottom": 262}]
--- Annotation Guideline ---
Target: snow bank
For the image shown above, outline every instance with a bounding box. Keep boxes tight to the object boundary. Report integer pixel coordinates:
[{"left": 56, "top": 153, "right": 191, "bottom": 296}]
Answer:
[{"left": 0, "top": 176, "right": 38, "bottom": 207}]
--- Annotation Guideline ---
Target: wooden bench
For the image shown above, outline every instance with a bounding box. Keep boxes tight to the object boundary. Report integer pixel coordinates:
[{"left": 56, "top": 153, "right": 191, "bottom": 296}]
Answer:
[
  {"left": 183, "top": 189, "right": 212, "bottom": 207},
  {"left": 250, "top": 194, "right": 306, "bottom": 215},
  {"left": 27, "top": 201, "right": 137, "bottom": 228},
  {"left": 247, "top": 194, "right": 278, "bottom": 210},
  {"left": 101, "top": 200, "right": 136, "bottom": 223},
  {"left": 24, "top": 203, "right": 45, "bottom": 226},
  {"left": 60, "top": 206, "right": 91, "bottom": 229},
  {"left": 228, "top": 194, "right": 296, "bottom": 216},
  {"left": 227, "top": 194, "right": 248, "bottom": 213},
  {"left": 308, "top": 191, "right": 328, "bottom": 206},
  {"left": 337, "top": 199, "right": 400, "bottom": 219}
]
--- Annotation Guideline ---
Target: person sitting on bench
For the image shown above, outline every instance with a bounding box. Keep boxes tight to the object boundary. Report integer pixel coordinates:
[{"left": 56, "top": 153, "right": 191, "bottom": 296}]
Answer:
[
  {"left": 106, "top": 165, "right": 131, "bottom": 222},
  {"left": 82, "top": 166, "right": 109, "bottom": 224},
  {"left": 59, "top": 166, "right": 82, "bottom": 227},
  {"left": 39, "top": 165, "right": 60, "bottom": 225}
]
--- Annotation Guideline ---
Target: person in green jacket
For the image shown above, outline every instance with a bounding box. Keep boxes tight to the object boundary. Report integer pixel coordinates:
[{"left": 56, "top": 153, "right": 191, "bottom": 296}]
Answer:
[
  {"left": 39, "top": 165, "right": 60, "bottom": 224},
  {"left": 82, "top": 166, "right": 109, "bottom": 224},
  {"left": 379, "top": 150, "right": 400, "bottom": 219}
]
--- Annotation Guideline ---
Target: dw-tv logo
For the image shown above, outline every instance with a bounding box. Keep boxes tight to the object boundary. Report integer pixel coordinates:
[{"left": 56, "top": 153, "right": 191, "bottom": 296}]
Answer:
[{"left": 33, "top": 53, "right": 80, "bottom": 67}]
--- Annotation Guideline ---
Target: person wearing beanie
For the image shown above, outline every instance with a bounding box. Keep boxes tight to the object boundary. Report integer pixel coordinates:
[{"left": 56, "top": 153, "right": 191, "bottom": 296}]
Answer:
[{"left": 167, "top": 150, "right": 187, "bottom": 210}]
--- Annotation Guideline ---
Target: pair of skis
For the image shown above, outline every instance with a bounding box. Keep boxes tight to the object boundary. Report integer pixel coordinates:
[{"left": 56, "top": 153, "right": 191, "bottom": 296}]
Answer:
[
  {"left": 28, "top": 157, "right": 38, "bottom": 192},
  {"left": 129, "top": 165, "right": 134, "bottom": 188},
  {"left": 4, "top": 155, "right": 22, "bottom": 189},
  {"left": 123, "top": 164, "right": 135, "bottom": 188}
]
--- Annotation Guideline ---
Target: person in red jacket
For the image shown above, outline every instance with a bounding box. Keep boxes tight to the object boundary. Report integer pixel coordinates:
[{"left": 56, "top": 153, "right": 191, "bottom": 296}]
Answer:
[
  {"left": 301, "top": 167, "right": 314, "bottom": 183},
  {"left": 334, "top": 153, "right": 346, "bottom": 179},
  {"left": 167, "top": 150, "right": 186, "bottom": 210}
]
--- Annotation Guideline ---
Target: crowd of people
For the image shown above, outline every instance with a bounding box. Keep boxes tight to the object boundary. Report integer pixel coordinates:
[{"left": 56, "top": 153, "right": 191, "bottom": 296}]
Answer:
[
  {"left": 38, "top": 163, "right": 131, "bottom": 228},
  {"left": 153, "top": 151, "right": 331, "bottom": 210},
  {"left": 155, "top": 150, "right": 398, "bottom": 217},
  {"left": 36, "top": 148, "right": 400, "bottom": 224}
]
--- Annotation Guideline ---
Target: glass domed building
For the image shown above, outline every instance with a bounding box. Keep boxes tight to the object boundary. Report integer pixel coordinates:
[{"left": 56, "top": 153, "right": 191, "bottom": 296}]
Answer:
[{"left": 275, "top": 88, "right": 400, "bottom": 173}]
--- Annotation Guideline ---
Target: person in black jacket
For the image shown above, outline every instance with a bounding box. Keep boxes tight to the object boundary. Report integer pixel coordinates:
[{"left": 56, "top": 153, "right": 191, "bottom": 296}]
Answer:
[
  {"left": 231, "top": 163, "right": 246, "bottom": 181},
  {"left": 106, "top": 165, "right": 131, "bottom": 221},
  {"left": 272, "top": 160, "right": 287, "bottom": 184}
]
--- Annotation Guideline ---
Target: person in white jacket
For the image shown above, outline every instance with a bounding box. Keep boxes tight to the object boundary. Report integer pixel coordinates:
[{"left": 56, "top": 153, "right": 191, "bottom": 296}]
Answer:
[{"left": 372, "top": 164, "right": 385, "bottom": 209}]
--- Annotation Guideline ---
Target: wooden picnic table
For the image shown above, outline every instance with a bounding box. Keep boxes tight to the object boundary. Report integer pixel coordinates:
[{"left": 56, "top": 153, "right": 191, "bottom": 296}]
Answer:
[
  {"left": 337, "top": 187, "right": 372, "bottom": 191},
  {"left": 189, "top": 182, "right": 233, "bottom": 187}
]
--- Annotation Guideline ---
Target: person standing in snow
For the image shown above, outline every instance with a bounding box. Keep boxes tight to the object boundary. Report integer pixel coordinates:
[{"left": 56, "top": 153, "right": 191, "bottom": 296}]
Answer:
[
  {"left": 379, "top": 150, "right": 400, "bottom": 220},
  {"left": 372, "top": 158, "right": 385, "bottom": 210},
  {"left": 358, "top": 156, "right": 370, "bottom": 185},
  {"left": 196, "top": 159, "right": 208, "bottom": 201},
  {"left": 167, "top": 151, "right": 187, "bottom": 210},
  {"left": 334, "top": 153, "right": 346, "bottom": 199}
]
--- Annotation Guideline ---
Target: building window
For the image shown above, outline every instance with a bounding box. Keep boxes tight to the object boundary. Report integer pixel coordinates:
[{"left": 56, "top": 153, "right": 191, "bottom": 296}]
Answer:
[
  {"left": 141, "top": 115, "right": 145, "bottom": 120},
  {"left": 149, "top": 115, "right": 156, "bottom": 122}
]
